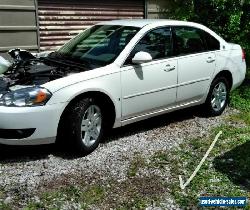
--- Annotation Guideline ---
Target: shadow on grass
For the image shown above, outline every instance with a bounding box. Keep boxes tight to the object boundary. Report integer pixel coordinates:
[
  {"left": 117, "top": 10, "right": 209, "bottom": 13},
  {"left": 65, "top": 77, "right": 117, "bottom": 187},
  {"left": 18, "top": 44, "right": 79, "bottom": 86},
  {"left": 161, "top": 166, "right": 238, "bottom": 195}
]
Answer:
[
  {"left": 0, "top": 106, "right": 203, "bottom": 163},
  {"left": 213, "top": 140, "right": 250, "bottom": 190}
]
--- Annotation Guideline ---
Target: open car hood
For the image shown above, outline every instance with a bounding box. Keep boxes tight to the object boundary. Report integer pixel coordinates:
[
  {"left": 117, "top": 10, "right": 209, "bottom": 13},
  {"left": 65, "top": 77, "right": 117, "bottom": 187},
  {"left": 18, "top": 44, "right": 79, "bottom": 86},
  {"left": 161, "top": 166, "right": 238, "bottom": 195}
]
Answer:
[{"left": 0, "top": 49, "right": 88, "bottom": 94}]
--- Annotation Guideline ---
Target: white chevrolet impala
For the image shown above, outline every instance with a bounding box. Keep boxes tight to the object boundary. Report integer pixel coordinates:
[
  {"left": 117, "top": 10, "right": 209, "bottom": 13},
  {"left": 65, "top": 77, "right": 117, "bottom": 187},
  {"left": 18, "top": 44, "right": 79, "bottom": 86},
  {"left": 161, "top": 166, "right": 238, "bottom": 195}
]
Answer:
[{"left": 0, "top": 20, "right": 246, "bottom": 154}]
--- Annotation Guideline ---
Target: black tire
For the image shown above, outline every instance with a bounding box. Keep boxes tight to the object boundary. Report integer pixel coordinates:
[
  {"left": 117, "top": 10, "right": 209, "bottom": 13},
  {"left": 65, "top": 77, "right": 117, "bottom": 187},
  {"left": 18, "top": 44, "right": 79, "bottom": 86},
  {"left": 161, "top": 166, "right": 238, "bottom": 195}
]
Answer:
[
  {"left": 204, "top": 76, "right": 230, "bottom": 116},
  {"left": 60, "top": 97, "right": 105, "bottom": 155}
]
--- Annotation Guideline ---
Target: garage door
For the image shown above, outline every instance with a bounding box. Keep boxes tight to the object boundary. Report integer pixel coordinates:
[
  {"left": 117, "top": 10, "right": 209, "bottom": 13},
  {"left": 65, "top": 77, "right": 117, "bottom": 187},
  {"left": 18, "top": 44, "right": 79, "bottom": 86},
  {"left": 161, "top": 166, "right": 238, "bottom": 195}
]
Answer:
[
  {"left": 38, "top": 0, "right": 144, "bottom": 51},
  {"left": 0, "top": 0, "right": 39, "bottom": 54}
]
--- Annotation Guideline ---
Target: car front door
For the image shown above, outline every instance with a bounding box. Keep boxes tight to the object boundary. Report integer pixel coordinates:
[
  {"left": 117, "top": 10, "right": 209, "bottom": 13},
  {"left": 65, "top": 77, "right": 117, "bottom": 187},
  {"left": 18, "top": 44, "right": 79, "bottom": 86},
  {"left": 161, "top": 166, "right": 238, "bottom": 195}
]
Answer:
[
  {"left": 173, "top": 26, "right": 217, "bottom": 104},
  {"left": 120, "top": 27, "right": 178, "bottom": 120}
]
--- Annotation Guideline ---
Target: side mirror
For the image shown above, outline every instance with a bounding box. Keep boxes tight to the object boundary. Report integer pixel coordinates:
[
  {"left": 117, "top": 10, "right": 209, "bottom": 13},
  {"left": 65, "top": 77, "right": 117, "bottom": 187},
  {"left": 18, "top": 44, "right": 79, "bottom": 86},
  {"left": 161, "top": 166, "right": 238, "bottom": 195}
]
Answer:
[{"left": 132, "top": 51, "right": 152, "bottom": 64}]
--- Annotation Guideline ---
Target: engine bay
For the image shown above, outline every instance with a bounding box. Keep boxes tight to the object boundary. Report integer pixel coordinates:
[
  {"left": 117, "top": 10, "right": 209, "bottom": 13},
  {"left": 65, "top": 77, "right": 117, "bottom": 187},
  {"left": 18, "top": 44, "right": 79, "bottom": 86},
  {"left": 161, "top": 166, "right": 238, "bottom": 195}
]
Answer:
[{"left": 0, "top": 49, "right": 85, "bottom": 94}]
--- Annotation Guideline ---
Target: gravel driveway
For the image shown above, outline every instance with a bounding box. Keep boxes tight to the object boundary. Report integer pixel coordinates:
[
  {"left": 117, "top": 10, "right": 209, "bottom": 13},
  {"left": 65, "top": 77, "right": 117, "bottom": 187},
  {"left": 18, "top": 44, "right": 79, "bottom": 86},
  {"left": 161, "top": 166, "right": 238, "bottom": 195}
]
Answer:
[{"left": 0, "top": 107, "right": 238, "bottom": 209}]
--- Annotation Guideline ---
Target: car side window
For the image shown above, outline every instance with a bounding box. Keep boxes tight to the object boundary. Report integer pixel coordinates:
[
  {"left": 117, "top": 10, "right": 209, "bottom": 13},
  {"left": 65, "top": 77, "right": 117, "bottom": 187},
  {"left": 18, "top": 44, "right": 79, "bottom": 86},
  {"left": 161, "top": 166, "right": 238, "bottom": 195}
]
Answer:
[
  {"left": 173, "top": 26, "right": 206, "bottom": 56},
  {"left": 124, "top": 27, "right": 172, "bottom": 65},
  {"left": 202, "top": 31, "right": 220, "bottom": 51}
]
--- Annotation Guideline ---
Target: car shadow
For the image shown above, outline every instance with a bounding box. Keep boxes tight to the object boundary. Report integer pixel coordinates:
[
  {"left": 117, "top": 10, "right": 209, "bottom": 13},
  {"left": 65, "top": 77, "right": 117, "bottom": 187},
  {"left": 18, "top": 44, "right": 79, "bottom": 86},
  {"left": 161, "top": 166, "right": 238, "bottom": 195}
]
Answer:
[
  {"left": 213, "top": 140, "right": 250, "bottom": 190},
  {"left": 106, "top": 106, "right": 203, "bottom": 143},
  {"left": 0, "top": 106, "right": 204, "bottom": 163},
  {"left": 0, "top": 144, "right": 56, "bottom": 163},
  {"left": 242, "top": 75, "right": 250, "bottom": 86}
]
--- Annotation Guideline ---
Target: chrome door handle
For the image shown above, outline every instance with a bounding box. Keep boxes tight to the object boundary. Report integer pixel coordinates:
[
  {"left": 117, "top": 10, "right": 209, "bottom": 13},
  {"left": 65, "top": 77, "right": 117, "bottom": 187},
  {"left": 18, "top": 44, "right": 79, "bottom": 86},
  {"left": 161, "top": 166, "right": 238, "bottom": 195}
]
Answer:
[
  {"left": 207, "top": 57, "right": 215, "bottom": 63},
  {"left": 164, "top": 64, "right": 175, "bottom": 72}
]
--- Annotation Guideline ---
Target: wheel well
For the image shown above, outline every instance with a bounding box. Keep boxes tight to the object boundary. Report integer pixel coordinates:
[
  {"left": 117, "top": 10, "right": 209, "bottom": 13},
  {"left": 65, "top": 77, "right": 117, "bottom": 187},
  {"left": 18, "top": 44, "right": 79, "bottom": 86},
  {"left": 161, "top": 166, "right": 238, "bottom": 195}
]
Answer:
[
  {"left": 214, "top": 70, "right": 233, "bottom": 89},
  {"left": 58, "top": 91, "right": 116, "bottom": 134}
]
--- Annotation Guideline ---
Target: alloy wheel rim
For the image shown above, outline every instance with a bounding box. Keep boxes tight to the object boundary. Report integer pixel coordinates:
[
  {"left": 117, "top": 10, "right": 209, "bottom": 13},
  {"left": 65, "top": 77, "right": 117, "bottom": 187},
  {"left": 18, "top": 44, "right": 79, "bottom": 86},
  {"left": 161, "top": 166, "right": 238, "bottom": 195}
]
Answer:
[
  {"left": 211, "top": 82, "right": 227, "bottom": 112},
  {"left": 81, "top": 105, "right": 102, "bottom": 147}
]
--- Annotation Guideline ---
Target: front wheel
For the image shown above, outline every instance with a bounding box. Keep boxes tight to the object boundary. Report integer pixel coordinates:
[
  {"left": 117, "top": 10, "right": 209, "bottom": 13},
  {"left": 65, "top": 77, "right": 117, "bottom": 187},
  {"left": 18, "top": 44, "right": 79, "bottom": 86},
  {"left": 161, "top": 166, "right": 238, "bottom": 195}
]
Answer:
[
  {"left": 62, "top": 98, "right": 105, "bottom": 155},
  {"left": 81, "top": 104, "right": 102, "bottom": 148},
  {"left": 204, "top": 77, "right": 230, "bottom": 116}
]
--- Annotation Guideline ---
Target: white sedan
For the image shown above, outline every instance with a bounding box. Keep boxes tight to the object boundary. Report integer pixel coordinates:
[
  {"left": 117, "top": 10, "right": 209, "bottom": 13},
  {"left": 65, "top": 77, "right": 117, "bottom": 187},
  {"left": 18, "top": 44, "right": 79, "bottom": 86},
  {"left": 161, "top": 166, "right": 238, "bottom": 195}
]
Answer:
[{"left": 0, "top": 19, "right": 246, "bottom": 154}]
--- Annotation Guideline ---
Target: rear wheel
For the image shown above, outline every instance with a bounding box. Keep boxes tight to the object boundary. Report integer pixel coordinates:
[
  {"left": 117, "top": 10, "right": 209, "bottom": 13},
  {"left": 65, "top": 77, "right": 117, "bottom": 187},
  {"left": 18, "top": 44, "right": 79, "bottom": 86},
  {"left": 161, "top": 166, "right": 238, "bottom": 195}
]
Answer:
[{"left": 204, "top": 77, "right": 229, "bottom": 116}]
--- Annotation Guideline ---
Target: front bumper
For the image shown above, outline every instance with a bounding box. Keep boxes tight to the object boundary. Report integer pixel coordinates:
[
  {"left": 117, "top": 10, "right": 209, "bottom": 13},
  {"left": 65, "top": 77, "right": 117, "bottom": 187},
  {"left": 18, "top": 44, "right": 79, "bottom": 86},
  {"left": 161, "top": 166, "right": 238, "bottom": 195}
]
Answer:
[{"left": 0, "top": 103, "right": 66, "bottom": 145}]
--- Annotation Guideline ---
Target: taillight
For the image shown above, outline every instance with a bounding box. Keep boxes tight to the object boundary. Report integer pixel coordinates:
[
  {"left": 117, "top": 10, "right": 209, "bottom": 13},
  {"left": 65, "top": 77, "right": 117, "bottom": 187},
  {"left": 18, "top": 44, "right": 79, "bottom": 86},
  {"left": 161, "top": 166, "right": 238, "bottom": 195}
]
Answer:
[{"left": 242, "top": 48, "right": 246, "bottom": 61}]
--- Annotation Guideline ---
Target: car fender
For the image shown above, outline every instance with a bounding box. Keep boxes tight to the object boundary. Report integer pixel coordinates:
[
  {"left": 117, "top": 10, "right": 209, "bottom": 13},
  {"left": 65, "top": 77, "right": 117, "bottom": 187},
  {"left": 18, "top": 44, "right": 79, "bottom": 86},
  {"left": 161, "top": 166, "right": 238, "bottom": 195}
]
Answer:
[{"left": 45, "top": 71, "right": 122, "bottom": 127}]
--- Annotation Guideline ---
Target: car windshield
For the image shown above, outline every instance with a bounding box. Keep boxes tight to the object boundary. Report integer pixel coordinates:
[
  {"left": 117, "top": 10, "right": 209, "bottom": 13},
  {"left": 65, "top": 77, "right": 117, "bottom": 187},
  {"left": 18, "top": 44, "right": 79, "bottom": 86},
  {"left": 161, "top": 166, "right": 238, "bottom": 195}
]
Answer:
[{"left": 49, "top": 25, "right": 140, "bottom": 69}]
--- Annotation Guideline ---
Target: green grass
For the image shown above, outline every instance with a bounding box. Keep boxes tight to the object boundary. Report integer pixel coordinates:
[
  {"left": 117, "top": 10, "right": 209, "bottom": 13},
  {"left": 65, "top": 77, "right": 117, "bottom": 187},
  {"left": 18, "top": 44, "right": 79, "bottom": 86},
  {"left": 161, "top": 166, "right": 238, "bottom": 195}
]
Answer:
[
  {"left": 229, "top": 69, "right": 250, "bottom": 128},
  {"left": 228, "top": 112, "right": 250, "bottom": 126},
  {"left": 24, "top": 184, "right": 105, "bottom": 210},
  {"left": 127, "top": 154, "right": 146, "bottom": 177},
  {"left": 23, "top": 174, "right": 165, "bottom": 210},
  {"left": 0, "top": 202, "right": 12, "bottom": 210},
  {"left": 149, "top": 125, "right": 250, "bottom": 209},
  {"left": 230, "top": 68, "right": 250, "bottom": 112},
  {"left": 0, "top": 189, "right": 12, "bottom": 210},
  {"left": 116, "top": 196, "right": 150, "bottom": 210}
]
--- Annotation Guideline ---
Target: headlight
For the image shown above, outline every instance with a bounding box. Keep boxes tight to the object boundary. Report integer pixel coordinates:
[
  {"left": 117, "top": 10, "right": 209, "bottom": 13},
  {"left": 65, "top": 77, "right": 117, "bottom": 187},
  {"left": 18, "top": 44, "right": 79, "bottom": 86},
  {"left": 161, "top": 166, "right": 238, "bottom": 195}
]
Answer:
[{"left": 0, "top": 87, "right": 52, "bottom": 107}]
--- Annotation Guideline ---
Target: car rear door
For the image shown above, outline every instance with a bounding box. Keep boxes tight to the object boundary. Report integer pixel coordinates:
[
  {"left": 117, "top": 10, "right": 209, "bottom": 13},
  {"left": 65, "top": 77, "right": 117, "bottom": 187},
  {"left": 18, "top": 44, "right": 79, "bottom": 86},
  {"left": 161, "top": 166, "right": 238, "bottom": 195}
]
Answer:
[
  {"left": 173, "top": 26, "right": 217, "bottom": 104},
  {"left": 120, "top": 27, "right": 178, "bottom": 120}
]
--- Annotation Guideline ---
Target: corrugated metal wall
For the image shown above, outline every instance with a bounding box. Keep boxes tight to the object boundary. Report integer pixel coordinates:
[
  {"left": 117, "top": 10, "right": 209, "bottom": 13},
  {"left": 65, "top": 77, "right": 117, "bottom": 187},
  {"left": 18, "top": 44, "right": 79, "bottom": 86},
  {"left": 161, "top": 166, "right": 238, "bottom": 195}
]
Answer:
[
  {"left": 0, "top": 0, "right": 39, "bottom": 54},
  {"left": 37, "top": 0, "right": 144, "bottom": 51}
]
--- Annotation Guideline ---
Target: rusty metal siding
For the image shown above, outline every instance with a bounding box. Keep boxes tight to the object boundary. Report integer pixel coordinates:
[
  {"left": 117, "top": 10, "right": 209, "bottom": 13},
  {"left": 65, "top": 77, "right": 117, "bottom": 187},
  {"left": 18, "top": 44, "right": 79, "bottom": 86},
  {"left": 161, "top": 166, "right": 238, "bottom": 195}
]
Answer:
[
  {"left": 0, "top": 0, "right": 39, "bottom": 53},
  {"left": 37, "top": 0, "right": 144, "bottom": 51}
]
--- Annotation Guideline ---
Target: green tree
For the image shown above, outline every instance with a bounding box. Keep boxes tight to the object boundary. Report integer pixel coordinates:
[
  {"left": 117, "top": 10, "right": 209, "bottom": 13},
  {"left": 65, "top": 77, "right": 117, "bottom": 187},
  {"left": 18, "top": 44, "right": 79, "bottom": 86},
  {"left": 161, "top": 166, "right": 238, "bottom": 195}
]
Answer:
[{"left": 161, "top": 0, "right": 250, "bottom": 64}]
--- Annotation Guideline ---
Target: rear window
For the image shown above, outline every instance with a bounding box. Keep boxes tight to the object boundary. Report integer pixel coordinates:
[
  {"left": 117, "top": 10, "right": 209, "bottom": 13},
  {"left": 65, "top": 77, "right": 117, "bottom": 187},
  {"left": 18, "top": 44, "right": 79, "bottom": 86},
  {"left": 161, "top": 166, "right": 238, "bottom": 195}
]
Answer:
[
  {"left": 173, "top": 26, "right": 207, "bottom": 55},
  {"left": 203, "top": 31, "right": 220, "bottom": 51}
]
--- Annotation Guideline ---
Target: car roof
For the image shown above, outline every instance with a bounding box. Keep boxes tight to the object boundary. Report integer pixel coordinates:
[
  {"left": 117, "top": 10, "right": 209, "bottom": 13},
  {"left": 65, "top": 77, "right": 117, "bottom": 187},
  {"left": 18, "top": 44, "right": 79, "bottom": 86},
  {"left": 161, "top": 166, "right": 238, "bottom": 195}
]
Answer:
[
  {"left": 97, "top": 19, "right": 201, "bottom": 28},
  {"left": 97, "top": 19, "right": 226, "bottom": 43}
]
